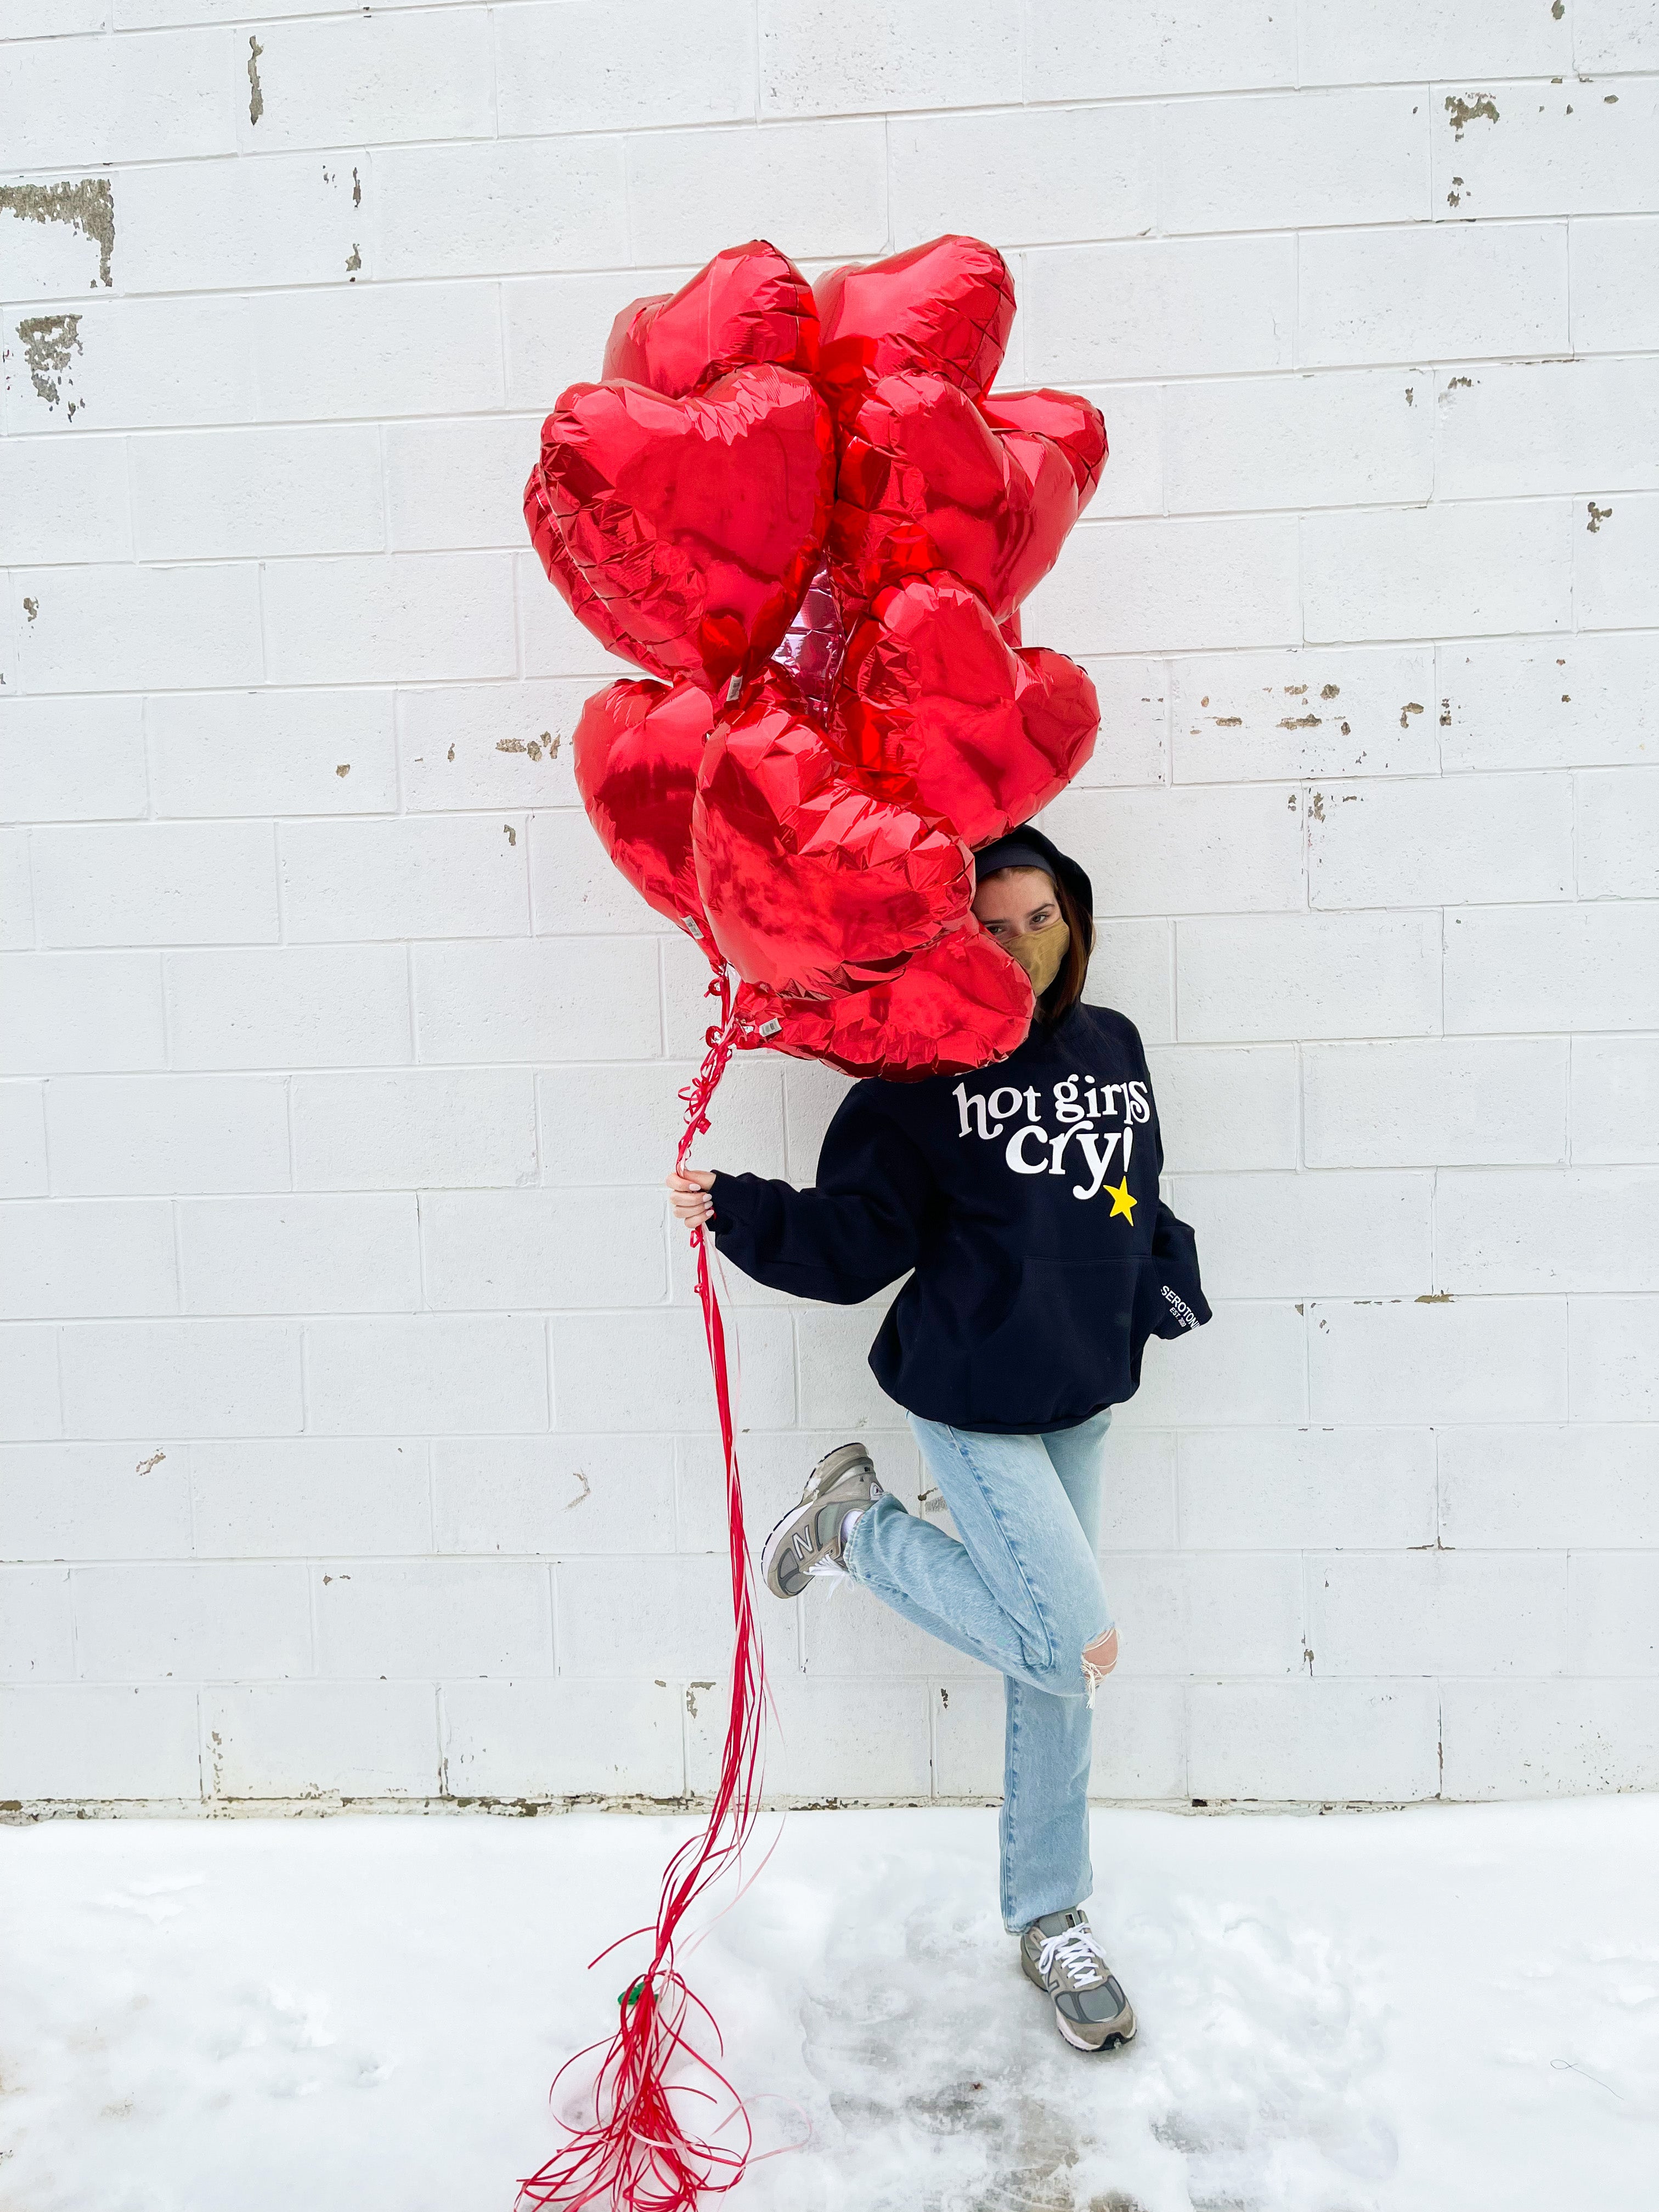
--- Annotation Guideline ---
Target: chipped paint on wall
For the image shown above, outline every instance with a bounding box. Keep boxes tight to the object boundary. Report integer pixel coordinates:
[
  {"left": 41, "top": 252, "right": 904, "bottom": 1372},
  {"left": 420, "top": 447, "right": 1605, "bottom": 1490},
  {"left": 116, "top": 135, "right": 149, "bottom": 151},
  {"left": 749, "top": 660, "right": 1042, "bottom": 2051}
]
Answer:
[
  {"left": 248, "top": 35, "right": 265, "bottom": 126},
  {"left": 0, "top": 179, "right": 115, "bottom": 289},
  {"left": 1444, "top": 92, "right": 1499, "bottom": 138},
  {"left": 16, "top": 312, "right": 82, "bottom": 411}
]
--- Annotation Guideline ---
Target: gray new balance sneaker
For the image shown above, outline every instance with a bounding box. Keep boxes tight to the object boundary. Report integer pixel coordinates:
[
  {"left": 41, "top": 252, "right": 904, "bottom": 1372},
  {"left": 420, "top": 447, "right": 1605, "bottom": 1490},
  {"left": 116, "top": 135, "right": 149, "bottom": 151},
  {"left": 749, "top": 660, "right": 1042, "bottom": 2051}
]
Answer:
[
  {"left": 761, "top": 1442, "right": 886, "bottom": 1599},
  {"left": 1020, "top": 1908, "right": 1137, "bottom": 2052}
]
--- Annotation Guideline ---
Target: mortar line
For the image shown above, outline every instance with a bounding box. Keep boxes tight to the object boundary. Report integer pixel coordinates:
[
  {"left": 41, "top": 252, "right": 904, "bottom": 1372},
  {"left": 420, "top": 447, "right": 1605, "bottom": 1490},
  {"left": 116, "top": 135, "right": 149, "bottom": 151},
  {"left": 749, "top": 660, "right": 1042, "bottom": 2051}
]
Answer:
[
  {"left": 6, "top": 205, "right": 1652, "bottom": 312},
  {"left": 8, "top": 67, "right": 1647, "bottom": 171}
]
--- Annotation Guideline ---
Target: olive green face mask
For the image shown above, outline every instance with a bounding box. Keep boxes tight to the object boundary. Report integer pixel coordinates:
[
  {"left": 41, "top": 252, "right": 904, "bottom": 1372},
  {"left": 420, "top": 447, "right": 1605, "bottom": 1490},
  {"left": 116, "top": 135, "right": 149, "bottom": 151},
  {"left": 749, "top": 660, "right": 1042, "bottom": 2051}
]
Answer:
[{"left": 1002, "top": 919, "right": 1070, "bottom": 996}]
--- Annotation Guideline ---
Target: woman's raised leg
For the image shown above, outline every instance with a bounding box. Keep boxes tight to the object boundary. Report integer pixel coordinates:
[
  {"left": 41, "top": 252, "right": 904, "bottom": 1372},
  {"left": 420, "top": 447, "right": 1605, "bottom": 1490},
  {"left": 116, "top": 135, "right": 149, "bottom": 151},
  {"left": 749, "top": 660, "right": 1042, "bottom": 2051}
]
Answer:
[{"left": 844, "top": 1417, "right": 1111, "bottom": 1704}]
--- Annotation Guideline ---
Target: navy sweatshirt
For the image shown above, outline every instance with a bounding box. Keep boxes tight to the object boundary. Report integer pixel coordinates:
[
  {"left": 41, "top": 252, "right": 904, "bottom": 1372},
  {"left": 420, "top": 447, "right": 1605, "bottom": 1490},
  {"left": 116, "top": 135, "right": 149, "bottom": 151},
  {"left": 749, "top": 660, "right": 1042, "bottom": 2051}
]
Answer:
[{"left": 709, "top": 1002, "right": 1211, "bottom": 1434}]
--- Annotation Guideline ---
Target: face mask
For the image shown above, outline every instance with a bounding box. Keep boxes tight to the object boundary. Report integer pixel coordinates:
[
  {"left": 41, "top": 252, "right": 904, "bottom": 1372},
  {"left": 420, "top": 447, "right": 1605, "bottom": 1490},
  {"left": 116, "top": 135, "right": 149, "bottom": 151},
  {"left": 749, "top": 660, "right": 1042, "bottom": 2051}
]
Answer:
[{"left": 1002, "top": 919, "right": 1070, "bottom": 996}]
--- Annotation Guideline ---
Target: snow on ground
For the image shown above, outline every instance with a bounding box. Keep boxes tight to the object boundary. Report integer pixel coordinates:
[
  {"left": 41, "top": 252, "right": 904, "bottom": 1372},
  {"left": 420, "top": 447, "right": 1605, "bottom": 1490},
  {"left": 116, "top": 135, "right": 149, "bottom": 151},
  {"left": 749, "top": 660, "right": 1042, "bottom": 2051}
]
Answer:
[{"left": 2, "top": 1797, "right": 1656, "bottom": 2211}]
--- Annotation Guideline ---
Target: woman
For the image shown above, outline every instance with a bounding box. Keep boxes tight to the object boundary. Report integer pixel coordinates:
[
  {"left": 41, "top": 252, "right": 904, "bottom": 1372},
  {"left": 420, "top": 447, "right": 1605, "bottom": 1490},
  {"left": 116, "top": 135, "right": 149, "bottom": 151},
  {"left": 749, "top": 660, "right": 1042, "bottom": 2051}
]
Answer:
[{"left": 668, "top": 825, "right": 1209, "bottom": 2052}]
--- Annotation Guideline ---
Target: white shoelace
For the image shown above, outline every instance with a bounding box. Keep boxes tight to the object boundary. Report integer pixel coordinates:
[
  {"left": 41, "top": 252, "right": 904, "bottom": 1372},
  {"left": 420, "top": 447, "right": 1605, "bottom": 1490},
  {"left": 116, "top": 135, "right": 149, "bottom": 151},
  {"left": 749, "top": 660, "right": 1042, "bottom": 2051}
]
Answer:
[
  {"left": 1036, "top": 1922, "right": 1111, "bottom": 1989},
  {"left": 805, "top": 1555, "right": 851, "bottom": 1603}
]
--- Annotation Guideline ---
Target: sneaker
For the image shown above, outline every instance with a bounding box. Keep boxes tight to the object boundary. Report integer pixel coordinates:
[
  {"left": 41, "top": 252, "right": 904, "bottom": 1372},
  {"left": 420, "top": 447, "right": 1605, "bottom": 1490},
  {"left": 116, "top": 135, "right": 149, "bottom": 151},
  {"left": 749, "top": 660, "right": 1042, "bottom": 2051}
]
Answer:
[
  {"left": 1019, "top": 1909, "right": 1137, "bottom": 2052},
  {"left": 761, "top": 1442, "right": 886, "bottom": 1600}
]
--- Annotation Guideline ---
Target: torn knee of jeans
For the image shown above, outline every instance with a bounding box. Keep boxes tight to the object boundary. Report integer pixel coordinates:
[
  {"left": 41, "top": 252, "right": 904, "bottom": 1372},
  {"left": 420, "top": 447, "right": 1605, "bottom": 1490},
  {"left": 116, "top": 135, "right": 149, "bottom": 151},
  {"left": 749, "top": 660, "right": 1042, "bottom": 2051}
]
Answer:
[{"left": 1080, "top": 1626, "right": 1118, "bottom": 1705}]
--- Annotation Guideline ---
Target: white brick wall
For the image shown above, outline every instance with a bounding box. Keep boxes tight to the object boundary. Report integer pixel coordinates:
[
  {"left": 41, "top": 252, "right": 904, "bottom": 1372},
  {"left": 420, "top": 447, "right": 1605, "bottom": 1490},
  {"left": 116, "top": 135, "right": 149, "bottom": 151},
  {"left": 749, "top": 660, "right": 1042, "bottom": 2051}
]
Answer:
[{"left": 3, "top": 1, "right": 1658, "bottom": 1815}]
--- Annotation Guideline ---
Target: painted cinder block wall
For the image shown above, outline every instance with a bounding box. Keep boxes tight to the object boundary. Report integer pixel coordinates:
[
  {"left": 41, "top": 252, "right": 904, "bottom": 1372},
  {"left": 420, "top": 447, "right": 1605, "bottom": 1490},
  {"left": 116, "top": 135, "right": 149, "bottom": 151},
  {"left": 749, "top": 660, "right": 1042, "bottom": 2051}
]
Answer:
[{"left": 2, "top": 0, "right": 1658, "bottom": 1813}]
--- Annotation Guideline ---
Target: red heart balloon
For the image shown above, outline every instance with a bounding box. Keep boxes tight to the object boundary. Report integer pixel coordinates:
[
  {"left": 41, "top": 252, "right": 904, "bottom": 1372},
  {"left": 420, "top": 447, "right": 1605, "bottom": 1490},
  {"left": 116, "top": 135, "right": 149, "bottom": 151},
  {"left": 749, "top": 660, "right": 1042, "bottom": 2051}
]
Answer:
[
  {"left": 980, "top": 388, "right": 1109, "bottom": 510},
  {"left": 831, "top": 373, "right": 1097, "bottom": 625},
  {"left": 526, "top": 363, "right": 836, "bottom": 694},
  {"left": 832, "top": 573, "right": 1099, "bottom": 848},
  {"left": 572, "top": 675, "right": 719, "bottom": 957},
  {"left": 525, "top": 468, "right": 615, "bottom": 647},
  {"left": 735, "top": 921, "right": 1033, "bottom": 1081},
  {"left": 693, "top": 672, "right": 972, "bottom": 998},
  {"left": 815, "top": 235, "right": 1015, "bottom": 428},
  {"left": 601, "top": 240, "right": 819, "bottom": 397}
]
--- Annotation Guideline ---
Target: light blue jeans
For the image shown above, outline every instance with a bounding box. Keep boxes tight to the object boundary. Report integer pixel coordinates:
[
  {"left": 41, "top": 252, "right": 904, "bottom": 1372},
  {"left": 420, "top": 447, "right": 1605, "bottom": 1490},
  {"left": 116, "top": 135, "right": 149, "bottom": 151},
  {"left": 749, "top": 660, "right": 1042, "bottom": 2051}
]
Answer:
[{"left": 843, "top": 1409, "right": 1114, "bottom": 1932}]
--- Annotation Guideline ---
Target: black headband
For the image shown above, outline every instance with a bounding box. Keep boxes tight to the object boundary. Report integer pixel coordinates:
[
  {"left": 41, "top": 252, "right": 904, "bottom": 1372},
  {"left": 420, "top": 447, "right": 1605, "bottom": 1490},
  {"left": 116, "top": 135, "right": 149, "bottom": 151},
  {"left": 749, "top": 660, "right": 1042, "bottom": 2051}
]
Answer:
[{"left": 974, "top": 836, "right": 1056, "bottom": 882}]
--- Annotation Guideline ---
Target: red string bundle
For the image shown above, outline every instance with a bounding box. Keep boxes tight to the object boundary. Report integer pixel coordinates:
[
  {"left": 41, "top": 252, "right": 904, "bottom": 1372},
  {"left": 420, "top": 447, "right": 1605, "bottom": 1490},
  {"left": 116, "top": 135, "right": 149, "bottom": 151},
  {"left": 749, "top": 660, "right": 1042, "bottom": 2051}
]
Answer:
[{"left": 518, "top": 969, "right": 768, "bottom": 2212}]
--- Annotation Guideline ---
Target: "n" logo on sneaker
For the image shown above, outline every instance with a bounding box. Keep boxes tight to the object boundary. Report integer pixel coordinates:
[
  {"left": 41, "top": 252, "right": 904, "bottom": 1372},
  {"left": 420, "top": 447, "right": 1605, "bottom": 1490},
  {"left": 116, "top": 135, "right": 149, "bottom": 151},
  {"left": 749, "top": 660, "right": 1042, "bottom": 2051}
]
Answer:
[{"left": 791, "top": 1531, "right": 812, "bottom": 1560}]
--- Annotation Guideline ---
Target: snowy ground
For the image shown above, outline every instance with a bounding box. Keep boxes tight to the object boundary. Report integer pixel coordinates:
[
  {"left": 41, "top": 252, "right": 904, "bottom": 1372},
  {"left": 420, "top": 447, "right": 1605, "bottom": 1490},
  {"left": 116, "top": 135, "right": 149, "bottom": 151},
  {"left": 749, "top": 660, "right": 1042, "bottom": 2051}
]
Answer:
[{"left": 2, "top": 1798, "right": 1656, "bottom": 2212}]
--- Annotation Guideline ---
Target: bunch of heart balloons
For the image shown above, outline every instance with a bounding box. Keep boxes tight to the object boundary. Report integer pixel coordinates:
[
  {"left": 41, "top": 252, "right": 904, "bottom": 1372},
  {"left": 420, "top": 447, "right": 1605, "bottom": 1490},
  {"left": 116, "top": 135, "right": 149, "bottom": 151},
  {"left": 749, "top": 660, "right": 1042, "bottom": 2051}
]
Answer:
[{"left": 525, "top": 234, "right": 1108, "bottom": 1082}]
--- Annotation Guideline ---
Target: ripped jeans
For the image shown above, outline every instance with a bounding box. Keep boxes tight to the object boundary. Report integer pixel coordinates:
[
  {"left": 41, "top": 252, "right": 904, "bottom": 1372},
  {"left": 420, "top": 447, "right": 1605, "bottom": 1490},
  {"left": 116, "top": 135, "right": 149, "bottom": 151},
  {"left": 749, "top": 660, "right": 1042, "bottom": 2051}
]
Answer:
[{"left": 843, "top": 1409, "right": 1114, "bottom": 1933}]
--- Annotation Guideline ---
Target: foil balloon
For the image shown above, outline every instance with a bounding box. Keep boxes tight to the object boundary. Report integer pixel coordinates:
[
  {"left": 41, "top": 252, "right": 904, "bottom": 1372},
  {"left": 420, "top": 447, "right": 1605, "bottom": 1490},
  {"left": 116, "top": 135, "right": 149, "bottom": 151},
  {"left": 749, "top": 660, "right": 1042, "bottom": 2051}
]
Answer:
[
  {"left": 526, "top": 362, "right": 835, "bottom": 694},
  {"left": 520, "top": 229, "right": 1110, "bottom": 1075},
  {"left": 693, "top": 671, "right": 973, "bottom": 998},
  {"left": 815, "top": 235, "right": 1016, "bottom": 427},
  {"left": 572, "top": 675, "right": 719, "bottom": 957},
  {"left": 980, "top": 387, "right": 1109, "bottom": 507},
  {"left": 833, "top": 572, "right": 1100, "bottom": 848},
  {"left": 735, "top": 921, "right": 1034, "bottom": 1081},
  {"left": 524, "top": 470, "right": 616, "bottom": 653},
  {"left": 832, "top": 371, "right": 1105, "bottom": 624},
  {"left": 770, "top": 560, "right": 846, "bottom": 725},
  {"left": 602, "top": 240, "right": 819, "bottom": 396}
]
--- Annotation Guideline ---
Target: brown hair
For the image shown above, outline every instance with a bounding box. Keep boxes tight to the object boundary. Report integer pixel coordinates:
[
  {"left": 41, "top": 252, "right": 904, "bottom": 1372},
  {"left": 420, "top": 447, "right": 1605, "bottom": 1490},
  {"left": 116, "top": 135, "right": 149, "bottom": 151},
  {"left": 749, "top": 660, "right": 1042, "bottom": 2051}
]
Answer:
[
  {"left": 978, "top": 864, "right": 1096, "bottom": 1027},
  {"left": 1040, "top": 868, "right": 1094, "bottom": 1025}
]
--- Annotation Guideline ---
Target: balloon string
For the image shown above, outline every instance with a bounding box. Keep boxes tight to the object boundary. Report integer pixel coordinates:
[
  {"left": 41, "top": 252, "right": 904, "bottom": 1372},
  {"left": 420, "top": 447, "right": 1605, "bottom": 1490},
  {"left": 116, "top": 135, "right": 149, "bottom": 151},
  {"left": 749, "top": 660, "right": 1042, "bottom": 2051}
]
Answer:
[{"left": 518, "top": 967, "right": 773, "bottom": 2212}]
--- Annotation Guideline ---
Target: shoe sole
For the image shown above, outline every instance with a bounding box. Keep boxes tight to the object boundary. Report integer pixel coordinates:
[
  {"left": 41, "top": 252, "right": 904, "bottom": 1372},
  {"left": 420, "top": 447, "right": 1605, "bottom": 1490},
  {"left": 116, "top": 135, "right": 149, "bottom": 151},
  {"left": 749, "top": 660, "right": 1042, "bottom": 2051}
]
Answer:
[{"left": 1020, "top": 1951, "right": 1137, "bottom": 2052}]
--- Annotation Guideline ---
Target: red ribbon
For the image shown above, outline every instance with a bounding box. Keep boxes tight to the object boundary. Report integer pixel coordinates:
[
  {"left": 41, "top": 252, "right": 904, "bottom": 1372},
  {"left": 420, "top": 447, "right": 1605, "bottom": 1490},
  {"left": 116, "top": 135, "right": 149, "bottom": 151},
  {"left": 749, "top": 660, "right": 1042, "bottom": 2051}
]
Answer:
[{"left": 518, "top": 970, "right": 767, "bottom": 2212}]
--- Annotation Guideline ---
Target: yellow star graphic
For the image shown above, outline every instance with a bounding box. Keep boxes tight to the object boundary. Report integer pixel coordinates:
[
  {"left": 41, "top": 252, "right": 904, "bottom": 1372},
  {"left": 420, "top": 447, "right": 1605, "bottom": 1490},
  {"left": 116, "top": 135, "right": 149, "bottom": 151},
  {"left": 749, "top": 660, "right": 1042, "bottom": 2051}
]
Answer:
[{"left": 1105, "top": 1176, "right": 1137, "bottom": 1222}]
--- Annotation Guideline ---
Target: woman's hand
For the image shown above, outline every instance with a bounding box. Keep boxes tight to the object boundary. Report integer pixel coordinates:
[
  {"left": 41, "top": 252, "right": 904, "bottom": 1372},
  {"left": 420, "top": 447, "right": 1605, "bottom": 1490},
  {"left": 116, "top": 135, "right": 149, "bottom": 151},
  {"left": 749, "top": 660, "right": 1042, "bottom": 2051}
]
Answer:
[{"left": 667, "top": 1166, "right": 716, "bottom": 1228}]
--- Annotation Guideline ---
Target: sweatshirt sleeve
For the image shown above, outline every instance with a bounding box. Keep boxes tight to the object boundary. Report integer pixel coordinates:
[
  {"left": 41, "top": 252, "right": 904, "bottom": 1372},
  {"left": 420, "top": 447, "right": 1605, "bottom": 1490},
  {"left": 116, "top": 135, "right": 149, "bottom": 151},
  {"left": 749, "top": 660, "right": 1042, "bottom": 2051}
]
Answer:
[
  {"left": 1149, "top": 1199, "right": 1212, "bottom": 1338},
  {"left": 1127, "top": 1014, "right": 1212, "bottom": 1340},
  {"left": 707, "top": 1087, "right": 932, "bottom": 1306}
]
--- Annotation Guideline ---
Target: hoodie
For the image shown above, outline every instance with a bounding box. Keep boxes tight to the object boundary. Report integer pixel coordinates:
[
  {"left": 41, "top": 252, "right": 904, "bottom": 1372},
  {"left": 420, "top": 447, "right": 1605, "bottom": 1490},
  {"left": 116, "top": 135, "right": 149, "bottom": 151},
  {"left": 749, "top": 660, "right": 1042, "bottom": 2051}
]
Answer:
[{"left": 708, "top": 830, "right": 1211, "bottom": 1433}]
